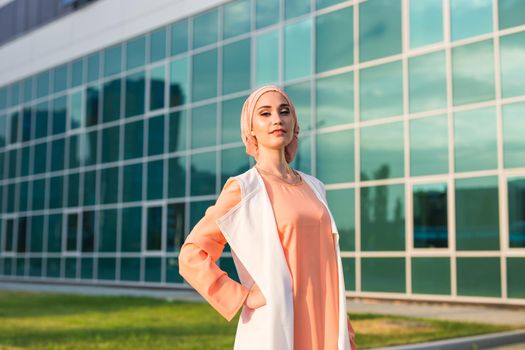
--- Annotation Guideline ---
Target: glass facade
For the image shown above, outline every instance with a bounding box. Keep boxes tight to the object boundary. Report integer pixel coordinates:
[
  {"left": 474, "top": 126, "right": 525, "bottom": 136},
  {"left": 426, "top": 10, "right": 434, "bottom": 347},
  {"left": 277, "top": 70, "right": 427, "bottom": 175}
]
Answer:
[{"left": 0, "top": 0, "right": 524, "bottom": 305}]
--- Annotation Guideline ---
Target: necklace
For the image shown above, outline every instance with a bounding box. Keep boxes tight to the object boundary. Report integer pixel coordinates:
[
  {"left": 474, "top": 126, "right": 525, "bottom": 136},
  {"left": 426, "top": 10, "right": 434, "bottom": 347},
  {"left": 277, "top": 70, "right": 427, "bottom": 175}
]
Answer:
[{"left": 255, "top": 164, "right": 302, "bottom": 185}]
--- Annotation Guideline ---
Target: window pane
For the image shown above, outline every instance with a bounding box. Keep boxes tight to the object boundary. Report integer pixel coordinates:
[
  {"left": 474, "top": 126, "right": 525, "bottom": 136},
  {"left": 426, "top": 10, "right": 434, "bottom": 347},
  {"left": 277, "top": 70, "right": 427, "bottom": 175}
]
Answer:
[
  {"left": 100, "top": 166, "right": 119, "bottom": 204},
  {"left": 191, "top": 151, "right": 216, "bottom": 196},
  {"left": 148, "top": 114, "right": 165, "bottom": 156},
  {"left": 192, "top": 9, "right": 218, "bottom": 49},
  {"left": 316, "top": 71, "right": 353, "bottom": 128},
  {"left": 22, "top": 107, "right": 33, "bottom": 142},
  {"left": 409, "top": 50, "right": 447, "bottom": 113},
  {"left": 70, "top": 91, "right": 82, "bottom": 130},
  {"left": 145, "top": 257, "right": 161, "bottom": 282},
  {"left": 67, "top": 173, "right": 79, "bottom": 207},
  {"left": 65, "top": 257, "right": 77, "bottom": 279},
  {"left": 102, "top": 78, "right": 121, "bottom": 123},
  {"left": 499, "top": 0, "right": 525, "bottom": 29},
  {"left": 83, "top": 170, "right": 96, "bottom": 206},
  {"left": 120, "top": 258, "right": 140, "bottom": 281},
  {"left": 316, "top": 0, "right": 345, "bottom": 10},
  {"left": 317, "top": 129, "right": 354, "bottom": 184},
  {"left": 450, "top": 0, "right": 492, "bottom": 41},
  {"left": 30, "top": 215, "right": 44, "bottom": 252},
  {"left": 33, "top": 143, "right": 47, "bottom": 174},
  {"left": 360, "top": 60, "right": 403, "bottom": 121},
  {"left": 101, "top": 125, "right": 120, "bottom": 163},
  {"left": 85, "top": 83, "right": 100, "bottom": 127},
  {"left": 223, "top": 39, "right": 251, "bottom": 95},
  {"left": 222, "top": 95, "right": 245, "bottom": 144},
  {"left": 502, "top": 102, "right": 525, "bottom": 169},
  {"left": 457, "top": 257, "right": 500, "bottom": 297},
  {"left": 52, "top": 96, "right": 67, "bottom": 135},
  {"left": 256, "top": 0, "right": 279, "bottom": 29},
  {"left": 454, "top": 106, "right": 497, "bottom": 172},
  {"left": 192, "top": 49, "right": 217, "bottom": 102},
  {"left": 507, "top": 258, "right": 525, "bottom": 298},
  {"left": 81, "top": 257, "right": 93, "bottom": 279},
  {"left": 98, "top": 257, "right": 116, "bottom": 280},
  {"left": 285, "top": 81, "right": 311, "bottom": 131},
  {"left": 361, "top": 184, "right": 405, "bottom": 251},
  {"left": 223, "top": 0, "right": 251, "bottom": 39},
  {"left": 169, "top": 56, "right": 189, "bottom": 107},
  {"left": 126, "top": 35, "right": 146, "bottom": 70},
  {"left": 500, "top": 31, "right": 525, "bottom": 99},
  {"left": 255, "top": 30, "right": 279, "bottom": 87},
  {"left": 411, "top": 257, "right": 450, "bottom": 295},
  {"left": 23, "top": 77, "right": 33, "bottom": 103},
  {"left": 53, "top": 64, "right": 68, "bottom": 93},
  {"left": 147, "top": 159, "right": 164, "bottom": 200},
  {"left": 168, "top": 156, "right": 186, "bottom": 198},
  {"left": 71, "top": 58, "right": 84, "bottom": 87},
  {"left": 191, "top": 103, "right": 216, "bottom": 149},
  {"left": 360, "top": 122, "right": 404, "bottom": 180},
  {"left": 169, "top": 110, "right": 188, "bottom": 152},
  {"left": 47, "top": 214, "right": 62, "bottom": 253},
  {"left": 285, "top": 0, "right": 310, "bottom": 19},
  {"left": 220, "top": 146, "right": 251, "bottom": 185},
  {"left": 36, "top": 71, "right": 49, "bottom": 99},
  {"left": 290, "top": 134, "right": 311, "bottom": 174},
  {"left": 124, "top": 120, "right": 144, "bottom": 160},
  {"left": 452, "top": 40, "right": 495, "bottom": 106},
  {"left": 125, "top": 70, "right": 145, "bottom": 118},
  {"left": 123, "top": 163, "right": 142, "bottom": 202},
  {"left": 359, "top": 0, "right": 402, "bottom": 62},
  {"left": 284, "top": 18, "right": 311, "bottom": 81},
  {"left": 149, "top": 65, "right": 165, "bottom": 111},
  {"left": 167, "top": 203, "right": 186, "bottom": 252},
  {"left": 316, "top": 6, "right": 353, "bottom": 73},
  {"left": 35, "top": 101, "right": 49, "bottom": 139},
  {"left": 98, "top": 209, "right": 117, "bottom": 252},
  {"left": 49, "top": 176, "right": 63, "bottom": 209},
  {"left": 455, "top": 176, "right": 499, "bottom": 250},
  {"left": 87, "top": 52, "right": 100, "bottom": 83},
  {"left": 413, "top": 182, "right": 448, "bottom": 248},
  {"left": 166, "top": 256, "right": 183, "bottom": 283},
  {"left": 81, "top": 130, "right": 98, "bottom": 167},
  {"left": 104, "top": 44, "right": 122, "bottom": 77},
  {"left": 326, "top": 188, "right": 355, "bottom": 251},
  {"left": 410, "top": 115, "right": 448, "bottom": 176},
  {"left": 409, "top": 0, "right": 443, "bottom": 49},
  {"left": 121, "top": 207, "right": 142, "bottom": 252},
  {"left": 362, "top": 257, "right": 405, "bottom": 293},
  {"left": 508, "top": 176, "right": 525, "bottom": 248},
  {"left": 147, "top": 206, "right": 162, "bottom": 251},
  {"left": 66, "top": 213, "right": 78, "bottom": 251},
  {"left": 171, "top": 19, "right": 188, "bottom": 56},
  {"left": 150, "top": 27, "right": 167, "bottom": 63}
]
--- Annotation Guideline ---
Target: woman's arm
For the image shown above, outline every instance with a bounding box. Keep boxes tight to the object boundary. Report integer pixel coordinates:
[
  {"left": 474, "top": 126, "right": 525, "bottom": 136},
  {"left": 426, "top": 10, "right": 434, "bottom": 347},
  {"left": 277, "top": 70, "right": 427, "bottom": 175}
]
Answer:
[{"left": 178, "top": 177, "right": 250, "bottom": 322}]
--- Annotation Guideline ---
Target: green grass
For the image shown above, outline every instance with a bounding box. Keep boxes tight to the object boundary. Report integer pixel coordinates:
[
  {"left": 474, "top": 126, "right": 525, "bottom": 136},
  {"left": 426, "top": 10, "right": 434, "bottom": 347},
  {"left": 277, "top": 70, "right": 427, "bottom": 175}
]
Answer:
[{"left": 0, "top": 291, "right": 518, "bottom": 349}]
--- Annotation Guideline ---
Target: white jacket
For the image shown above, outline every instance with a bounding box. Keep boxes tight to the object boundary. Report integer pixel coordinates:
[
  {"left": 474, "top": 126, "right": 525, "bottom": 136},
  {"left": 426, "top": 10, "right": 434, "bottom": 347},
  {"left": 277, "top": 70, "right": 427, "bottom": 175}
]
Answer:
[{"left": 215, "top": 166, "right": 352, "bottom": 350}]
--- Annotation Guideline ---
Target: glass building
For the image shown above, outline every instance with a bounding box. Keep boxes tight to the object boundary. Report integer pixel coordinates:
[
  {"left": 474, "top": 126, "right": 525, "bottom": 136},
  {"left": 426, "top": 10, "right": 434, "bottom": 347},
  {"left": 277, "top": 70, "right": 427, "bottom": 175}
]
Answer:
[{"left": 0, "top": 0, "right": 524, "bottom": 305}]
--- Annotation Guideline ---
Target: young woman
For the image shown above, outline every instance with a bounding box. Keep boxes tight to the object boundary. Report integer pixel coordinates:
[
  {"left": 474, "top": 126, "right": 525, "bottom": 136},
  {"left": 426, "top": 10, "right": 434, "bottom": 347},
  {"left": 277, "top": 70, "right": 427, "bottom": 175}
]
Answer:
[{"left": 178, "top": 85, "right": 357, "bottom": 350}]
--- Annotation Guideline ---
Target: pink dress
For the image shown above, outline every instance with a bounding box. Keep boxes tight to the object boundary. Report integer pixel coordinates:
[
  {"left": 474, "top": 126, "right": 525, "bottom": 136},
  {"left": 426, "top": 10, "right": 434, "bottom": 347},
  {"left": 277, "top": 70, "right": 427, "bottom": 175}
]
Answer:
[{"left": 178, "top": 170, "right": 357, "bottom": 350}]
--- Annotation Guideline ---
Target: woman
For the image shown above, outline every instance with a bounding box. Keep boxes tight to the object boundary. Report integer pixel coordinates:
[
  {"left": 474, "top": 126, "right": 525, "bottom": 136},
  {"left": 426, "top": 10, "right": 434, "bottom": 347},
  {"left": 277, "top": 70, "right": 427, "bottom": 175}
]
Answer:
[{"left": 178, "top": 85, "right": 357, "bottom": 350}]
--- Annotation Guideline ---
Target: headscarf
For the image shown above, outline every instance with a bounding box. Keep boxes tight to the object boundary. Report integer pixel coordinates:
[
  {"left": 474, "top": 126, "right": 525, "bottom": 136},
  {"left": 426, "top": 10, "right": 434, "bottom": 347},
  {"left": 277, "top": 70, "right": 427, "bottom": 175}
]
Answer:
[{"left": 240, "top": 85, "right": 300, "bottom": 164}]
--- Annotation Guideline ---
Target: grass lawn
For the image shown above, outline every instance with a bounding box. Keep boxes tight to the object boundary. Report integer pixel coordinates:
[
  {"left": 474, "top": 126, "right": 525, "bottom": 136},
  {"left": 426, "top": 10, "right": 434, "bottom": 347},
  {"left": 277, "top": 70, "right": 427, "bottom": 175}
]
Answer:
[{"left": 0, "top": 290, "right": 517, "bottom": 349}]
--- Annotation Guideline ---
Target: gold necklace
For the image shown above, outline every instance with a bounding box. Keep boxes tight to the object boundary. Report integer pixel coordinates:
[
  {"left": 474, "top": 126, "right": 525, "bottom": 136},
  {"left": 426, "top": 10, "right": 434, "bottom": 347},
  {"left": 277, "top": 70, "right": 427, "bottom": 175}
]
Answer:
[{"left": 255, "top": 164, "right": 302, "bottom": 185}]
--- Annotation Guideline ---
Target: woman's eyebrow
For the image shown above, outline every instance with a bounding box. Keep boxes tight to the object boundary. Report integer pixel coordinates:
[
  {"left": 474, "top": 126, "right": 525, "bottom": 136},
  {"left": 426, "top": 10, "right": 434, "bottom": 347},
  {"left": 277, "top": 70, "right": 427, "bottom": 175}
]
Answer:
[{"left": 257, "top": 104, "right": 290, "bottom": 110}]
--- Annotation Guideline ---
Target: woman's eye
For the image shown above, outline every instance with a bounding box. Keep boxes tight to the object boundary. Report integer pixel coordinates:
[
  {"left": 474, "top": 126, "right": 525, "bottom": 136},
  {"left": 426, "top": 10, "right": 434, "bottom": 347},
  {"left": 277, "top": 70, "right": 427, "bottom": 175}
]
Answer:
[{"left": 281, "top": 110, "right": 289, "bottom": 114}]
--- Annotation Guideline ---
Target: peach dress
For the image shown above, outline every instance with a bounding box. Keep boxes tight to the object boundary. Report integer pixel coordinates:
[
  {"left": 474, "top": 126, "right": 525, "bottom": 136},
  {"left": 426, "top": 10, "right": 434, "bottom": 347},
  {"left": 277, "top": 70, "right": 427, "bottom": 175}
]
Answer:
[{"left": 178, "top": 169, "right": 357, "bottom": 350}]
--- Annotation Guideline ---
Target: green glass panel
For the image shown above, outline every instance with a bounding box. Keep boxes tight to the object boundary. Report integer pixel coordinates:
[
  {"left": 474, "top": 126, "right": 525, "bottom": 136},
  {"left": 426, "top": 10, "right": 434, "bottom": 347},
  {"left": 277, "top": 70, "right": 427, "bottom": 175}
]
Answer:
[
  {"left": 360, "top": 122, "right": 404, "bottom": 180},
  {"left": 33, "top": 143, "right": 47, "bottom": 174},
  {"left": 123, "top": 163, "right": 142, "bottom": 202},
  {"left": 191, "top": 103, "right": 216, "bottom": 149},
  {"left": 52, "top": 96, "right": 67, "bottom": 135},
  {"left": 410, "top": 115, "right": 448, "bottom": 176},
  {"left": 98, "top": 257, "right": 116, "bottom": 280},
  {"left": 342, "top": 257, "right": 356, "bottom": 291},
  {"left": 221, "top": 146, "right": 251, "bottom": 185},
  {"left": 102, "top": 78, "right": 121, "bottom": 123},
  {"left": 121, "top": 207, "right": 142, "bottom": 252},
  {"left": 70, "top": 91, "right": 82, "bottom": 129},
  {"left": 145, "top": 257, "right": 162, "bottom": 282},
  {"left": 35, "top": 101, "right": 49, "bottom": 139},
  {"left": 98, "top": 209, "right": 117, "bottom": 252},
  {"left": 82, "top": 130, "right": 98, "bottom": 167},
  {"left": 170, "top": 19, "right": 188, "bottom": 56},
  {"left": 169, "top": 110, "right": 188, "bottom": 152},
  {"left": 317, "top": 129, "right": 354, "bottom": 184},
  {"left": 148, "top": 114, "right": 165, "bottom": 156},
  {"left": 104, "top": 44, "right": 122, "bottom": 77},
  {"left": 223, "top": 39, "right": 251, "bottom": 95},
  {"left": 147, "top": 206, "right": 162, "bottom": 251},
  {"left": 502, "top": 102, "right": 525, "bottom": 169},
  {"left": 413, "top": 182, "right": 448, "bottom": 248},
  {"left": 125, "top": 70, "right": 145, "bottom": 118},
  {"left": 168, "top": 156, "right": 186, "bottom": 198},
  {"left": 362, "top": 257, "right": 405, "bottom": 293},
  {"left": 167, "top": 203, "right": 186, "bottom": 252},
  {"left": 507, "top": 258, "right": 525, "bottom": 298},
  {"left": 316, "top": 6, "right": 353, "bottom": 73},
  {"left": 67, "top": 173, "right": 79, "bottom": 207},
  {"left": 454, "top": 106, "right": 497, "bottom": 172},
  {"left": 100, "top": 166, "right": 119, "bottom": 204},
  {"left": 80, "top": 257, "right": 93, "bottom": 279},
  {"left": 359, "top": 0, "right": 402, "bottom": 62},
  {"left": 36, "top": 71, "right": 49, "bottom": 98},
  {"left": 71, "top": 58, "right": 84, "bottom": 87},
  {"left": 192, "top": 9, "right": 218, "bottom": 49},
  {"left": 66, "top": 213, "right": 78, "bottom": 251},
  {"left": 147, "top": 159, "right": 164, "bottom": 200},
  {"left": 316, "top": 72, "right": 353, "bottom": 128},
  {"left": 149, "top": 65, "right": 165, "bottom": 111},
  {"left": 452, "top": 40, "right": 495, "bottom": 106},
  {"left": 409, "top": 0, "right": 443, "bottom": 48},
  {"left": 23, "top": 77, "right": 33, "bottom": 103},
  {"left": 29, "top": 258, "right": 42, "bottom": 277},
  {"left": 361, "top": 184, "right": 405, "bottom": 251},
  {"left": 500, "top": 31, "right": 525, "bottom": 99},
  {"left": 327, "top": 188, "right": 355, "bottom": 251},
  {"left": 219, "top": 257, "right": 240, "bottom": 283},
  {"left": 450, "top": 0, "right": 492, "bottom": 41},
  {"left": 222, "top": 95, "right": 246, "bottom": 144},
  {"left": 53, "top": 64, "right": 68, "bottom": 93},
  {"left": 255, "top": 30, "right": 279, "bottom": 87},
  {"left": 101, "top": 125, "right": 119, "bottom": 163},
  {"left": 166, "top": 256, "right": 184, "bottom": 283},
  {"left": 190, "top": 200, "right": 214, "bottom": 228},
  {"left": 508, "top": 176, "right": 525, "bottom": 248},
  {"left": 284, "top": 18, "right": 311, "bottom": 81},
  {"left": 455, "top": 176, "right": 499, "bottom": 250},
  {"left": 285, "top": 81, "right": 311, "bottom": 131},
  {"left": 150, "top": 27, "right": 167, "bottom": 63},
  {"left": 191, "top": 151, "right": 216, "bottom": 196},
  {"left": 170, "top": 56, "right": 189, "bottom": 107},
  {"left": 411, "top": 257, "right": 450, "bottom": 295},
  {"left": 223, "top": 0, "right": 251, "bottom": 39},
  {"left": 316, "top": 0, "right": 345, "bottom": 10},
  {"left": 192, "top": 49, "right": 217, "bottom": 102},
  {"left": 49, "top": 176, "right": 64, "bottom": 209},
  {"left": 120, "top": 258, "right": 140, "bottom": 281},
  {"left": 87, "top": 52, "right": 100, "bottom": 82},
  {"left": 457, "top": 257, "right": 500, "bottom": 297},
  {"left": 65, "top": 257, "right": 77, "bottom": 279},
  {"left": 85, "top": 83, "right": 100, "bottom": 127},
  {"left": 30, "top": 215, "right": 44, "bottom": 252},
  {"left": 499, "top": 0, "right": 525, "bottom": 29},
  {"left": 126, "top": 35, "right": 146, "bottom": 70},
  {"left": 22, "top": 107, "right": 32, "bottom": 142},
  {"left": 409, "top": 50, "right": 447, "bottom": 113},
  {"left": 83, "top": 170, "right": 96, "bottom": 206},
  {"left": 285, "top": 0, "right": 310, "bottom": 19},
  {"left": 46, "top": 258, "right": 60, "bottom": 278},
  {"left": 256, "top": 0, "right": 279, "bottom": 29}
]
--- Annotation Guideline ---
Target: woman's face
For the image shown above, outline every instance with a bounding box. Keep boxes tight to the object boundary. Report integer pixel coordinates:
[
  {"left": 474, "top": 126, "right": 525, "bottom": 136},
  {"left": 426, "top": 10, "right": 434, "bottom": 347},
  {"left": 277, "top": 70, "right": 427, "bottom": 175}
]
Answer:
[{"left": 251, "top": 91, "right": 295, "bottom": 153}]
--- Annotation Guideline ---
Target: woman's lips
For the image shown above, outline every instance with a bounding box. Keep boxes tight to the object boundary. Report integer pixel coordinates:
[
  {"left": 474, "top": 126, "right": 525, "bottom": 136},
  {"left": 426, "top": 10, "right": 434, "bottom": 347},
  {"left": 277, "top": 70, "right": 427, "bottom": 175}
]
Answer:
[{"left": 271, "top": 129, "right": 286, "bottom": 135}]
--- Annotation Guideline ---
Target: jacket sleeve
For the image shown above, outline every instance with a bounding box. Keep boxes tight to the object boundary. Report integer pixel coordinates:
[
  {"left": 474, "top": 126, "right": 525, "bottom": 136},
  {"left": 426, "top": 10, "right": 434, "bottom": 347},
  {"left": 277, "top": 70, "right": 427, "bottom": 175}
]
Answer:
[{"left": 178, "top": 177, "right": 250, "bottom": 322}]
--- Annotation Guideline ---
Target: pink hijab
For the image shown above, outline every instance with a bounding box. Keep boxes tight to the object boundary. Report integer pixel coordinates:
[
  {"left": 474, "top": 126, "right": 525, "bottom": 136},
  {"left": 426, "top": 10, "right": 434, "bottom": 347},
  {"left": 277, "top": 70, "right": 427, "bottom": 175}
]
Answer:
[{"left": 240, "top": 85, "right": 300, "bottom": 164}]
